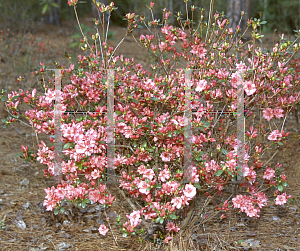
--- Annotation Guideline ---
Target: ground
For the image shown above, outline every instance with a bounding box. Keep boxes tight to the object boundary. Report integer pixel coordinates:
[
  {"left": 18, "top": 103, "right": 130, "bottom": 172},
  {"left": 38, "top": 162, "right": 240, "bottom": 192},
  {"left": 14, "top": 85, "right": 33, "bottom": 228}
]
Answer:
[{"left": 0, "top": 16, "right": 300, "bottom": 251}]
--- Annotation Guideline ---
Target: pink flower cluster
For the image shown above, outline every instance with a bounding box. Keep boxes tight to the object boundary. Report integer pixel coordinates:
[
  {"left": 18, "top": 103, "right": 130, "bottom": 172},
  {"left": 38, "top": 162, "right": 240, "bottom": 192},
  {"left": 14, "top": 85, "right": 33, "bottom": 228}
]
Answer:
[
  {"left": 275, "top": 192, "right": 291, "bottom": 205},
  {"left": 232, "top": 192, "right": 268, "bottom": 218}
]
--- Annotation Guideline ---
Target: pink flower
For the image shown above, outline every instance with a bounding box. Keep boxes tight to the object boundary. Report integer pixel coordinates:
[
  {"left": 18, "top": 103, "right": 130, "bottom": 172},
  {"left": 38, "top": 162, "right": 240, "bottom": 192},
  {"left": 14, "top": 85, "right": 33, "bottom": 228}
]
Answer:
[
  {"left": 159, "top": 168, "right": 171, "bottom": 182},
  {"left": 273, "top": 108, "right": 284, "bottom": 119},
  {"left": 263, "top": 168, "right": 275, "bottom": 180},
  {"left": 267, "top": 130, "right": 282, "bottom": 141},
  {"left": 195, "top": 79, "right": 208, "bottom": 92},
  {"left": 164, "top": 236, "right": 172, "bottom": 243},
  {"left": 244, "top": 81, "right": 256, "bottom": 95},
  {"left": 166, "top": 222, "right": 180, "bottom": 232},
  {"left": 127, "top": 210, "right": 142, "bottom": 227},
  {"left": 263, "top": 108, "right": 274, "bottom": 121},
  {"left": 91, "top": 169, "right": 100, "bottom": 180},
  {"left": 171, "top": 196, "right": 183, "bottom": 209},
  {"left": 275, "top": 193, "right": 291, "bottom": 205},
  {"left": 123, "top": 126, "right": 134, "bottom": 138},
  {"left": 190, "top": 44, "right": 207, "bottom": 58},
  {"left": 137, "top": 181, "right": 150, "bottom": 195},
  {"left": 246, "top": 206, "right": 260, "bottom": 218},
  {"left": 255, "top": 192, "right": 268, "bottom": 208},
  {"left": 236, "top": 61, "right": 247, "bottom": 73},
  {"left": 142, "top": 168, "right": 155, "bottom": 180},
  {"left": 137, "top": 165, "right": 147, "bottom": 174},
  {"left": 159, "top": 42, "right": 168, "bottom": 51},
  {"left": 68, "top": 0, "right": 78, "bottom": 6},
  {"left": 183, "top": 184, "right": 196, "bottom": 199},
  {"left": 161, "top": 152, "right": 171, "bottom": 162},
  {"left": 232, "top": 194, "right": 245, "bottom": 209},
  {"left": 98, "top": 224, "right": 109, "bottom": 236}
]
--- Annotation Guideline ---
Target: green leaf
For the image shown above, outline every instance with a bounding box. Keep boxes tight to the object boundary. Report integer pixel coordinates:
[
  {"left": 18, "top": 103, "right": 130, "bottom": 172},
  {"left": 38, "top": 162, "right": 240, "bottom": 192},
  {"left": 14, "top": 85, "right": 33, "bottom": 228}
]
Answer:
[
  {"left": 195, "top": 156, "right": 201, "bottom": 161},
  {"left": 215, "top": 170, "right": 224, "bottom": 177},
  {"left": 221, "top": 149, "right": 228, "bottom": 155},
  {"left": 202, "top": 121, "right": 211, "bottom": 128},
  {"left": 82, "top": 201, "right": 86, "bottom": 208},
  {"left": 54, "top": 208, "right": 59, "bottom": 215},
  {"left": 84, "top": 198, "right": 91, "bottom": 203},
  {"left": 277, "top": 141, "right": 283, "bottom": 145},
  {"left": 16, "top": 152, "right": 24, "bottom": 157},
  {"left": 152, "top": 97, "right": 160, "bottom": 101},
  {"left": 51, "top": 2, "right": 59, "bottom": 8},
  {"left": 115, "top": 110, "right": 122, "bottom": 115},
  {"left": 69, "top": 42, "right": 79, "bottom": 48},
  {"left": 278, "top": 185, "right": 284, "bottom": 192},
  {"left": 194, "top": 183, "right": 201, "bottom": 189},
  {"left": 63, "top": 142, "right": 71, "bottom": 149},
  {"left": 99, "top": 141, "right": 106, "bottom": 144},
  {"left": 155, "top": 217, "right": 161, "bottom": 223},
  {"left": 60, "top": 207, "right": 65, "bottom": 213},
  {"left": 142, "top": 142, "right": 147, "bottom": 148},
  {"left": 282, "top": 181, "right": 288, "bottom": 187},
  {"left": 155, "top": 184, "right": 162, "bottom": 189},
  {"left": 169, "top": 214, "right": 178, "bottom": 220},
  {"left": 42, "top": 4, "right": 48, "bottom": 15}
]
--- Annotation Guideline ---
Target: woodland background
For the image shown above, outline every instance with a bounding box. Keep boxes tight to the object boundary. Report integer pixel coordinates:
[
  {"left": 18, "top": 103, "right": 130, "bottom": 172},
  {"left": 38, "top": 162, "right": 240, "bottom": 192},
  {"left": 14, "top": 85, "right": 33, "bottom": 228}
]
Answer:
[{"left": 1, "top": 0, "right": 300, "bottom": 34}]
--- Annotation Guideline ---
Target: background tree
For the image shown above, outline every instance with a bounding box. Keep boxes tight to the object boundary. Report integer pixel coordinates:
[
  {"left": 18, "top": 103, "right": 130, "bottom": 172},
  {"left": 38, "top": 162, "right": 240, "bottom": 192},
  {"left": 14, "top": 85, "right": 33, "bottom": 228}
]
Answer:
[
  {"left": 227, "top": 0, "right": 251, "bottom": 30},
  {"left": 40, "top": 0, "right": 61, "bottom": 25}
]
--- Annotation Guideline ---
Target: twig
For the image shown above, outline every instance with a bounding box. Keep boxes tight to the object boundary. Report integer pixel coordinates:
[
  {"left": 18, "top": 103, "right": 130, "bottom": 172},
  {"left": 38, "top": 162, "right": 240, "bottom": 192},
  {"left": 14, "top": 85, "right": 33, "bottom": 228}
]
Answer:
[
  {"left": 73, "top": 6, "right": 93, "bottom": 52},
  {"left": 114, "top": 96, "right": 140, "bottom": 119},
  {"left": 179, "top": 199, "right": 195, "bottom": 232},
  {"left": 104, "top": 209, "right": 118, "bottom": 246},
  {"left": 118, "top": 188, "right": 138, "bottom": 211},
  {"left": 264, "top": 149, "right": 279, "bottom": 166},
  {"left": 115, "top": 145, "right": 135, "bottom": 153}
]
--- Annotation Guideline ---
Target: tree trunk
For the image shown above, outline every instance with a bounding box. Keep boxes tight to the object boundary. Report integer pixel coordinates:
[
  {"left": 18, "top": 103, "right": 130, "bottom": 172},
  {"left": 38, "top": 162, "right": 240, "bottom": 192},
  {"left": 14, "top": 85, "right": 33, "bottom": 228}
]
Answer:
[
  {"left": 44, "top": 0, "right": 61, "bottom": 26},
  {"left": 227, "top": 0, "right": 242, "bottom": 29},
  {"left": 243, "top": 0, "right": 251, "bottom": 29}
]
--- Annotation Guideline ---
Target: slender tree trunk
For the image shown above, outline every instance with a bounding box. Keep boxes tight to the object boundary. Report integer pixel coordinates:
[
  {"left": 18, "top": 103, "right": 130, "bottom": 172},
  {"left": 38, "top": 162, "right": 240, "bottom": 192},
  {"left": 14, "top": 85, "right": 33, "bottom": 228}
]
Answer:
[
  {"left": 243, "top": 0, "right": 251, "bottom": 29},
  {"left": 45, "top": 0, "right": 61, "bottom": 25},
  {"left": 169, "top": 0, "right": 174, "bottom": 25},
  {"left": 227, "top": 0, "right": 242, "bottom": 29}
]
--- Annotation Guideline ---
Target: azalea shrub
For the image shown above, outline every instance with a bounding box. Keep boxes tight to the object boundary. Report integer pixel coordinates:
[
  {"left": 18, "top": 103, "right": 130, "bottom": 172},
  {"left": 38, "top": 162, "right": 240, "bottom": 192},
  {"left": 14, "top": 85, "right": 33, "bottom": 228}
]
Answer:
[{"left": 1, "top": 0, "right": 300, "bottom": 245}]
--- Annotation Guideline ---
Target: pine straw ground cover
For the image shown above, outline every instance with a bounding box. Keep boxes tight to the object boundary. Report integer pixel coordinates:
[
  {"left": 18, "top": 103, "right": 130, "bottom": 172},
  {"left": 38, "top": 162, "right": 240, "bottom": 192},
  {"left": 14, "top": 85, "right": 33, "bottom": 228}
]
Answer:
[{"left": 1, "top": 19, "right": 300, "bottom": 251}]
